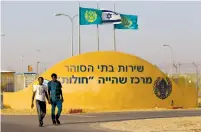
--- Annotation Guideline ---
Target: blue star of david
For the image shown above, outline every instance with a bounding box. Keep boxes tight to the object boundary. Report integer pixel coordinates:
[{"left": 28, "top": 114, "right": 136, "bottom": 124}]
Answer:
[{"left": 106, "top": 13, "right": 112, "bottom": 19}]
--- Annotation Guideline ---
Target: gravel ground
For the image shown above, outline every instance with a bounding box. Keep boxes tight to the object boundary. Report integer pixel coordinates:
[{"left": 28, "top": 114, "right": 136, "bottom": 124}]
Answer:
[
  {"left": 1, "top": 97, "right": 200, "bottom": 115},
  {"left": 1, "top": 107, "right": 201, "bottom": 115},
  {"left": 100, "top": 116, "right": 201, "bottom": 132}
]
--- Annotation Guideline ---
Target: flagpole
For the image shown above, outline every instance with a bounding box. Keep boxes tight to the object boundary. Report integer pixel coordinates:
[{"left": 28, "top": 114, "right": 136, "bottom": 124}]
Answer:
[
  {"left": 78, "top": 1, "right": 81, "bottom": 54},
  {"left": 97, "top": 2, "right": 100, "bottom": 51},
  {"left": 113, "top": 3, "right": 116, "bottom": 51}
]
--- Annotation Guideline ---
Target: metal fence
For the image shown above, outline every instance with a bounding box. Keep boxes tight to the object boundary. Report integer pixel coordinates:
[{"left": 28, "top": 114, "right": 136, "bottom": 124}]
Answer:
[
  {"left": 14, "top": 73, "right": 37, "bottom": 92},
  {"left": 1, "top": 73, "right": 15, "bottom": 92},
  {"left": 158, "top": 62, "right": 201, "bottom": 97},
  {"left": 174, "top": 73, "right": 201, "bottom": 97}
]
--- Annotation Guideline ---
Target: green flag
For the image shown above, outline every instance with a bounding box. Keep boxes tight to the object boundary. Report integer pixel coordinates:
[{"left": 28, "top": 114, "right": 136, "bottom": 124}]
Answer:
[
  {"left": 114, "top": 14, "right": 138, "bottom": 30},
  {"left": 79, "top": 7, "right": 102, "bottom": 25}
]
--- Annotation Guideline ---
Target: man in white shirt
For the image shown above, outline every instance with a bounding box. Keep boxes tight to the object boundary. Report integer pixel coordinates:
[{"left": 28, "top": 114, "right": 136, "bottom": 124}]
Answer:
[{"left": 31, "top": 77, "right": 50, "bottom": 127}]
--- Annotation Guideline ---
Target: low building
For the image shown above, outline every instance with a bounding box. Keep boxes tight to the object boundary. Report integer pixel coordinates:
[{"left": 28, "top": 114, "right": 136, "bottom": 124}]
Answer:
[
  {"left": 14, "top": 72, "right": 37, "bottom": 91},
  {"left": 1, "top": 70, "right": 15, "bottom": 92},
  {"left": 1, "top": 70, "right": 15, "bottom": 109}
]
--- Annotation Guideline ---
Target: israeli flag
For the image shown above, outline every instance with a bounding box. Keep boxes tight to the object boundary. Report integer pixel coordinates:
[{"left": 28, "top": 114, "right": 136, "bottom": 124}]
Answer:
[{"left": 101, "top": 9, "right": 121, "bottom": 24}]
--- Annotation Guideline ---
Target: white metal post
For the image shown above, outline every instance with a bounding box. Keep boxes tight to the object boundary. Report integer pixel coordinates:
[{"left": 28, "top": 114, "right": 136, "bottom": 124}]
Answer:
[
  {"left": 53, "top": 13, "right": 78, "bottom": 56},
  {"left": 169, "top": 47, "right": 172, "bottom": 77},
  {"left": 173, "top": 63, "right": 177, "bottom": 74},
  {"left": 178, "top": 63, "right": 181, "bottom": 74},
  {"left": 70, "top": 19, "right": 73, "bottom": 56},
  {"left": 163, "top": 45, "right": 173, "bottom": 77},
  {"left": 113, "top": 3, "right": 116, "bottom": 51},
  {"left": 97, "top": 2, "right": 100, "bottom": 51},
  {"left": 37, "top": 49, "right": 40, "bottom": 75},
  {"left": 193, "top": 62, "right": 199, "bottom": 89},
  {"left": 20, "top": 56, "right": 23, "bottom": 73},
  {"left": 78, "top": 2, "right": 81, "bottom": 54}
]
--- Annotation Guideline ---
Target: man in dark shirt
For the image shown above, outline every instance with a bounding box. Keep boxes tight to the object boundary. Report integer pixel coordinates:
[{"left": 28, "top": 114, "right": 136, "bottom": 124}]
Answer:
[{"left": 48, "top": 73, "right": 64, "bottom": 125}]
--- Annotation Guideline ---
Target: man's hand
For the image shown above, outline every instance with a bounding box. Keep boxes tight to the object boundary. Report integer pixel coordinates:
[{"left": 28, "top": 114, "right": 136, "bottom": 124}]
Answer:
[
  {"left": 61, "top": 98, "right": 64, "bottom": 103},
  {"left": 31, "top": 103, "right": 34, "bottom": 109},
  {"left": 48, "top": 99, "right": 51, "bottom": 104}
]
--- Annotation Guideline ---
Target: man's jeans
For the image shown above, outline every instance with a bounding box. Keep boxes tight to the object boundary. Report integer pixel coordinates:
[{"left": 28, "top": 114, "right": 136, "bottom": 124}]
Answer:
[
  {"left": 51, "top": 99, "right": 62, "bottom": 121},
  {"left": 36, "top": 100, "right": 46, "bottom": 122}
]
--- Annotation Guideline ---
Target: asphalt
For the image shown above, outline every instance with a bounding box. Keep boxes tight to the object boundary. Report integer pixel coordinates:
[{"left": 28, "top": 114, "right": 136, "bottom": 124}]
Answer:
[{"left": 1, "top": 109, "right": 201, "bottom": 132}]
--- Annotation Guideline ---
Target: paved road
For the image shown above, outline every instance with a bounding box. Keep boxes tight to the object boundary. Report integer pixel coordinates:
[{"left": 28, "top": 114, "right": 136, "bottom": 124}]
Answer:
[{"left": 1, "top": 109, "right": 201, "bottom": 132}]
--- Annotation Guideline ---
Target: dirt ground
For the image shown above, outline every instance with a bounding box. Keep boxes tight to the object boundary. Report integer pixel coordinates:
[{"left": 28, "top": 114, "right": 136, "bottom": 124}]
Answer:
[
  {"left": 100, "top": 116, "right": 201, "bottom": 132},
  {"left": 1, "top": 98, "right": 200, "bottom": 115}
]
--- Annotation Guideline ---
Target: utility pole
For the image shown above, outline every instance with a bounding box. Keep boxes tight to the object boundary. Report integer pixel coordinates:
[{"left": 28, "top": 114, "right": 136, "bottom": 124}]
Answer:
[
  {"left": 20, "top": 56, "right": 24, "bottom": 73},
  {"left": 163, "top": 45, "right": 173, "bottom": 77},
  {"left": 37, "top": 49, "right": 40, "bottom": 75},
  {"left": 193, "top": 62, "right": 199, "bottom": 90}
]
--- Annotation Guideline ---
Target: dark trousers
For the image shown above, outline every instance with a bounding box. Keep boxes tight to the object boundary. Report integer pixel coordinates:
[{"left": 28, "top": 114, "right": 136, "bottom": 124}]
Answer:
[
  {"left": 51, "top": 99, "right": 62, "bottom": 121},
  {"left": 36, "top": 100, "right": 46, "bottom": 122}
]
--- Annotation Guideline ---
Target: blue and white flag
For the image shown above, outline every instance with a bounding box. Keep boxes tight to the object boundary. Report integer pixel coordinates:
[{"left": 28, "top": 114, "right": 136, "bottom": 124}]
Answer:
[{"left": 101, "top": 9, "right": 121, "bottom": 24}]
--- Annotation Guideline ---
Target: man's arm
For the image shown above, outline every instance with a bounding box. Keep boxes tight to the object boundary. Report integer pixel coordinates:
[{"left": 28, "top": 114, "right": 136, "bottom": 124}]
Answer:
[
  {"left": 60, "top": 88, "right": 63, "bottom": 100},
  {"left": 47, "top": 82, "right": 51, "bottom": 98},
  {"left": 47, "top": 82, "right": 52, "bottom": 104},
  {"left": 31, "top": 88, "right": 36, "bottom": 108},
  {"left": 32, "top": 91, "right": 36, "bottom": 104},
  {"left": 59, "top": 81, "right": 64, "bottom": 102},
  {"left": 44, "top": 86, "right": 48, "bottom": 101},
  {"left": 45, "top": 91, "right": 50, "bottom": 104}
]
